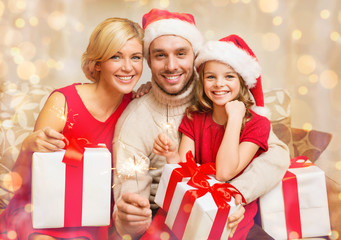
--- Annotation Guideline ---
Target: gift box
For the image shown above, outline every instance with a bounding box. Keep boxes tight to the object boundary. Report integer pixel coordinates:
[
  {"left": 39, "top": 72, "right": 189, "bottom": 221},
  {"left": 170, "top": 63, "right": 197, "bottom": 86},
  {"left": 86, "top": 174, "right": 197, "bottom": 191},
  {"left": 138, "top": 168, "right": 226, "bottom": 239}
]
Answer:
[
  {"left": 155, "top": 151, "right": 215, "bottom": 212},
  {"left": 259, "top": 156, "right": 331, "bottom": 239},
  {"left": 165, "top": 172, "right": 241, "bottom": 240},
  {"left": 32, "top": 146, "right": 112, "bottom": 229}
]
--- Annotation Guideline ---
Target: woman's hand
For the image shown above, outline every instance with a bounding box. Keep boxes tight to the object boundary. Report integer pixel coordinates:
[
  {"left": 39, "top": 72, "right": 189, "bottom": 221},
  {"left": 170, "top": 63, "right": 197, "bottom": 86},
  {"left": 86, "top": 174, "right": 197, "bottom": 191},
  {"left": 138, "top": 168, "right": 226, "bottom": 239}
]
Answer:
[{"left": 21, "top": 127, "right": 65, "bottom": 153}]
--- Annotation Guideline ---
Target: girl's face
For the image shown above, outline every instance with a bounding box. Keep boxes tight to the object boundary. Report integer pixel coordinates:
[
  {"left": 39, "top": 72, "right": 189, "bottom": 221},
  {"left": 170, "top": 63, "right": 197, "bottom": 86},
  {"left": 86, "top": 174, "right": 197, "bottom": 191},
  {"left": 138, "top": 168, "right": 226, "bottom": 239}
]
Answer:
[
  {"left": 96, "top": 37, "right": 143, "bottom": 94},
  {"left": 203, "top": 60, "right": 240, "bottom": 107}
]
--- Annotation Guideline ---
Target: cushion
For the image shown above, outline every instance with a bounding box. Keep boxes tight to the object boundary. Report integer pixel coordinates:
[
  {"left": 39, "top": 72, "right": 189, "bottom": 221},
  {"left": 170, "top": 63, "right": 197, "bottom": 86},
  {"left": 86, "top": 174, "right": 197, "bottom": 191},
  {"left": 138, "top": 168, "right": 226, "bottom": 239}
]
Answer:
[
  {"left": 291, "top": 128, "right": 332, "bottom": 163},
  {"left": 0, "top": 81, "right": 53, "bottom": 213},
  {"left": 264, "top": 88, "right": 295, "bottom": 157}
]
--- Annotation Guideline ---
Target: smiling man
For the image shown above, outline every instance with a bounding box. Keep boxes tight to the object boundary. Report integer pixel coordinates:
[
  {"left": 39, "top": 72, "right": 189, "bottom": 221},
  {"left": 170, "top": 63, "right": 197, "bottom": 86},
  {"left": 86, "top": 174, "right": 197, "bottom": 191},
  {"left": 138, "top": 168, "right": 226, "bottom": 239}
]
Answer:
[{"left": 112, "top": 8, "right": 289, "bottom": 239}]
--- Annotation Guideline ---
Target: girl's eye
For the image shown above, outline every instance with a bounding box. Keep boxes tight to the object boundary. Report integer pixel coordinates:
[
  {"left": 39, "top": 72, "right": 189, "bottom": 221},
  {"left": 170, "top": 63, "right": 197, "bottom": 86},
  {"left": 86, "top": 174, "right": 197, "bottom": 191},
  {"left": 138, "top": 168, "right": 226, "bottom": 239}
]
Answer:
[
  {"left": 205, "top": 75, "right": 215, "bottom": 79},
  {"left": 132, "top": 55, "right": 142, "bottom": 60}
]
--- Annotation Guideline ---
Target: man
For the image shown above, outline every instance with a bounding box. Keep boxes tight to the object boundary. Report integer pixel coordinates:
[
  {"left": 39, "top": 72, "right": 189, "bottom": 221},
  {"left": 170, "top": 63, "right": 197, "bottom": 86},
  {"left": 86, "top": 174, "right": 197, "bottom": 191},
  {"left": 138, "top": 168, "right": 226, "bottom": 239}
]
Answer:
[{"left": 113, "top": 8, "right": 290, "bottom": 239}]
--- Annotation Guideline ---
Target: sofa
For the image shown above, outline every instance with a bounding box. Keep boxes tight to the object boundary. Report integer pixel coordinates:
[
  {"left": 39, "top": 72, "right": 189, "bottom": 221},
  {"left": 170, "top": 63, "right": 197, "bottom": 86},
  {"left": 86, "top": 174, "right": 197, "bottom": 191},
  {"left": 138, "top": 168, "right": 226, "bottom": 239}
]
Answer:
[{"left": 0, "top": 80, "right": 340, "bottom": 237}]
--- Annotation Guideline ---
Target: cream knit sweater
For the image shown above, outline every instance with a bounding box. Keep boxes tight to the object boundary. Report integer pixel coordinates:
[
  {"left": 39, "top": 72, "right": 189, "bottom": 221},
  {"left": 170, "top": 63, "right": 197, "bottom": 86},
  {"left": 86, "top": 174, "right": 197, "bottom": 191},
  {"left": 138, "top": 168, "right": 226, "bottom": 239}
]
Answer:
[{"left": 113, "top": 79, "right": 290, "bottom": 209}]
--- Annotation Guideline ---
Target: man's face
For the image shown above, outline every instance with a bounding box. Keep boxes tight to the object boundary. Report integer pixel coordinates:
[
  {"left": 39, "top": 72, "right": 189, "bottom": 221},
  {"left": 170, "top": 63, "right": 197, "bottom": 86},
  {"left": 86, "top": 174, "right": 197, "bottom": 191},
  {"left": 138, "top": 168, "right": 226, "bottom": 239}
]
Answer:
[{"left": 148, "top": 35, "right": 195, "bottom": 95}]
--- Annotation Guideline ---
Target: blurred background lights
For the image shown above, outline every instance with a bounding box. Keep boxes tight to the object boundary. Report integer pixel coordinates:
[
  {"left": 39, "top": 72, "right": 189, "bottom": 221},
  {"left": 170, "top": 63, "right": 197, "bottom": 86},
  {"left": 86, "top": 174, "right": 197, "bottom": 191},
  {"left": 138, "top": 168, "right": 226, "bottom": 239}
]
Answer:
[
  {"left": 7, "top": 230, "right": 17, "bottom": 240},
  {"left": 0, "top": 1, "right": 4, "bottom": 17},
  {"left": 319, "top": 70, "right": 338, "bottom": 89},
  {"left": 160, "top": 231, "right": 170, "bottom": 240},
  {"left": 17, "top": 61, "right": 36, "bottom": 80},
  {"left": 159, "top": 0, "right": 169, "bottom": 8},
  {"left": 8, "top": 0, "right": 25, "bottom": 13},
  {"left": 303, "top": 122, "right": 312, "bottom": 131},
  {"left": 18, "top": 41, "right": 36, "bottom": 60},
  {"left": 139, "top": 0, "right": 148, "bottom": 6},
  {"left": 273, "top": 16, "right": 283, "bottom": 26},
  {"left": 292, "top": 29, "right": 302, "bottom": 40},
  {"left": 330, "top": 31, "right": 340, "bottom": 42},
  {"left": 336, "top": 161, "right": 341, "bottom": 171},
  {"left": 48, "top": 11, "right": 67, "bottom": 31},
  {"left": 211, "top": 0, "right": 229, "bottom": 7},
  {"left": 258, "top": 0, "right": 278, "bottom": 13},
  {"left": 29, "top": 74, "right": 40, "bottom": 84},
  {"left": 242, "top": 0, "right": 251, "bottom": 3},
  {"left": 309, "top": 74, "right": 318, "bottom": 83},
  {"left": 35, "top": 60, "right": 50, "bottom": 79},
  {"left": 298, "top": 86, "right": 308, "bottom": 95},
  {"left": 15, "top": 18, "right": 25, "bottom": 28},
  {"left": 0, "top": 60, "right": 8, "bottom": 78},
  {"left": 261, "top": 32, "right": 280, "bottom": 51},
  {"left": 297, "top": 55, "right": 316, "bottom": 75},
  {"left": 320, "top": 9, "right": 330, "bottom": 19},
  {"left": 29, "top": 16, "right": 39, "bottom": 26},
  {"left": 24, "top": 203, "right": 33, "bottom": 213}
]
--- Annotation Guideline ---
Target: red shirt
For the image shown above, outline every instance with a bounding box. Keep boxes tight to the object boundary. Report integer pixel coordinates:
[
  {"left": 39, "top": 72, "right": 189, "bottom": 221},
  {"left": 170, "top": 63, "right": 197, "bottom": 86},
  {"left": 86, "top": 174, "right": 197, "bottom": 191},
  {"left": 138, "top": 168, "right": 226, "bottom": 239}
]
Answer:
[{"left": 179, "top": 110, "right": 270, "bottom": 169}]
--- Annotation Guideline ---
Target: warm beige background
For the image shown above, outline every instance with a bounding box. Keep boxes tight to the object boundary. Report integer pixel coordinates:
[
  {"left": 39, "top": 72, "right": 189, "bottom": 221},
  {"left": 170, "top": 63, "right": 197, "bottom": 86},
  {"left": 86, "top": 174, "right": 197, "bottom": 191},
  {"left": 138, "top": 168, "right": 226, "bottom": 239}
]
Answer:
[{"left": 0, "top": 0, "right": 340, "bottom": 179}]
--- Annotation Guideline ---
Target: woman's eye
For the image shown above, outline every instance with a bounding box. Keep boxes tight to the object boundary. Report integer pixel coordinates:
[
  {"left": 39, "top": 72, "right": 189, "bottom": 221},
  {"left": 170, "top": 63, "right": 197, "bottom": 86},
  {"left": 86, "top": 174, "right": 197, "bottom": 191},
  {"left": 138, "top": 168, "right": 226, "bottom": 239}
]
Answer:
[{"left": 110, "top": 55, "right": 120, "bottom": 60}]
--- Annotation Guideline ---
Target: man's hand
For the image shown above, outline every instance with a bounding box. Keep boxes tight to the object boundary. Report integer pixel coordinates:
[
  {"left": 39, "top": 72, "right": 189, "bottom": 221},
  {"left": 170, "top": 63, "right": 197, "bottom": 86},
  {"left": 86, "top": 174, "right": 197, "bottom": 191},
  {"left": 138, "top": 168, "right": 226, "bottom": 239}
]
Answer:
[
  {"left": 114, "top": 192, "right": 152, "bottom": 239},
  {"left": 228, "top": 194, "right": 245, "bottom": 238}
]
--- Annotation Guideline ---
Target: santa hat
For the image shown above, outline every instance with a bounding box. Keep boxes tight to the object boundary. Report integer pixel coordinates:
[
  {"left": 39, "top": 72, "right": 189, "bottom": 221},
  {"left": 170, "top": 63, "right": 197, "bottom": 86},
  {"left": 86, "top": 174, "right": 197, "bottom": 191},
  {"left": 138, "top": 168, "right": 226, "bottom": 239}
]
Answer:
[
  {"left": 142, "top": 8, "right": 203, "bottom": 59},
  {"left": 195, "top": 34, "right": 270, "bottom": 117}
]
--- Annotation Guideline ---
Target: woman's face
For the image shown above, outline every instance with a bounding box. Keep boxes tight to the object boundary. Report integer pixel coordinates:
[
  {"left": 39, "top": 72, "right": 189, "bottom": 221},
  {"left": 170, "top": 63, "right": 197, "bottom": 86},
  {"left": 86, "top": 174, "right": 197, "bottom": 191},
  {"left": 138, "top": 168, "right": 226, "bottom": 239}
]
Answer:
[
  {"left": 96, "top": 37, "right": 143, "bottom": 94},
  {"left": 203, "top": 60, "right": 240, "bottom": 107}
]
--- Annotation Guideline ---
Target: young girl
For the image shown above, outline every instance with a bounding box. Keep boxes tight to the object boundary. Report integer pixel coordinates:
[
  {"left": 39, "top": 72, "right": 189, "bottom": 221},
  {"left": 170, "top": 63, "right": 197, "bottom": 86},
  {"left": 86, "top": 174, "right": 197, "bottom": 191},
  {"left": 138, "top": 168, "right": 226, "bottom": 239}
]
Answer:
[
  {"left": 0, "top": 17, "right": 144, "bottom": 240},
  {"left": 153, "top": 34, "right": 271, "bottom": 239}
]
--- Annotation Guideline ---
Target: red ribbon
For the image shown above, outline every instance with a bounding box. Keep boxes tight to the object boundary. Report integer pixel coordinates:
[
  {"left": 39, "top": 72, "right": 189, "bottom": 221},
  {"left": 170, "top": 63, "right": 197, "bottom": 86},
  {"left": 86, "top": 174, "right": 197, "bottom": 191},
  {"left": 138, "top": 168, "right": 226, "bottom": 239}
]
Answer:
[
  {"left": 62, "top": 137, "right": 105, "bottom": 227},
  {"left": 171, "top": 170, "right": 245, "bottom": 239},
  {"left": 282, "top": 156, "right": 312, "bottom": 239},
  {"left": 163, "top": 151, "right": 215, "bottom": 212}
]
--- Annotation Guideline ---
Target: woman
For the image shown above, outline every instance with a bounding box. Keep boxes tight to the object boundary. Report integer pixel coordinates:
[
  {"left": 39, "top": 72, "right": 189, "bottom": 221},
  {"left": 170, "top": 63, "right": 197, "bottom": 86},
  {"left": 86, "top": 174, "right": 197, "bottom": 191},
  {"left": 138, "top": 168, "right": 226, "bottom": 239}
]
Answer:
[{"left": 0, "top": 17, "right": 144, "bottom": 240}]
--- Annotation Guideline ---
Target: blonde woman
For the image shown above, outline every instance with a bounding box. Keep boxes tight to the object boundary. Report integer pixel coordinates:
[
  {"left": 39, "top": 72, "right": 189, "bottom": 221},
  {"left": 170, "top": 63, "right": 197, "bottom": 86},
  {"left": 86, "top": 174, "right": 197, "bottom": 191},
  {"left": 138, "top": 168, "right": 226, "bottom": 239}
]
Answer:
[{"left": 0, "top": 17, "right": 144, "bottom": 240}]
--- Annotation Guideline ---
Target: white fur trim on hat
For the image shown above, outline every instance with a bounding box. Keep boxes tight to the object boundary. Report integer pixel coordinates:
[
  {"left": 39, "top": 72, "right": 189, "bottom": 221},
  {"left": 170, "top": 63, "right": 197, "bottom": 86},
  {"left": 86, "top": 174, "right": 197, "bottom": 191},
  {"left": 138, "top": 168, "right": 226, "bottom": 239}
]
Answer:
[
  {"left": 195, "top": 41, "right": 261, "bottom": 88},
  {"left": 143, "top": 18, "right": 203, "bottom": 59}
]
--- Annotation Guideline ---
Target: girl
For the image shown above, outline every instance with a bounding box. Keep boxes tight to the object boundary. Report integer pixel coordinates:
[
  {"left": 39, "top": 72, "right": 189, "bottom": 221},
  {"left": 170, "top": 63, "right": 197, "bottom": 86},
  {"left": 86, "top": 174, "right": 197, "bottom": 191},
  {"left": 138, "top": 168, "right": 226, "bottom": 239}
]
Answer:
[
  {"left": 153, "top": 34, "right": 271, "bottom": 239},
  {"left": 0, "top": 17, "right": 144, "bottom": 240}
]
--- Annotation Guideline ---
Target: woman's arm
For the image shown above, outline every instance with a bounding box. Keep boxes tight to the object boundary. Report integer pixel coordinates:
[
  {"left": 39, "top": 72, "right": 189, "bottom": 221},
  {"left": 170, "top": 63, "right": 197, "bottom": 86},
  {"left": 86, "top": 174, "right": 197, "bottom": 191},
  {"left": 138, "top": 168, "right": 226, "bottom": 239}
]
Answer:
[{"left": 11, "top": 92, "right": 67, "bottom": 191}]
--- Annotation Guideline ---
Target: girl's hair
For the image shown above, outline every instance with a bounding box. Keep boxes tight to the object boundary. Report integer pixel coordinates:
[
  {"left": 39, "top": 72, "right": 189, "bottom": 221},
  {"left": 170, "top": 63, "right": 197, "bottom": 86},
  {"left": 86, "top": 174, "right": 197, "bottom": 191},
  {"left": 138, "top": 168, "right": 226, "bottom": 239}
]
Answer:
[
  {"left": 81, "top": 18, "right": 144, "bottom": 82},
  {"left": 186, "top": 62, "right": 254, "bottom": 130}
]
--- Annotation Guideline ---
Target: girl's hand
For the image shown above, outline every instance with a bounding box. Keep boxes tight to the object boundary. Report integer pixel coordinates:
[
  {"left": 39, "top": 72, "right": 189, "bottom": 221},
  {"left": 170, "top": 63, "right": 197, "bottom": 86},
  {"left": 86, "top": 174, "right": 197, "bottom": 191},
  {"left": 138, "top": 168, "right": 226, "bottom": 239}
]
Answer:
[
  {"left": 153, "top": 133, "right": 179, "bottom": 163},
  {"left": 21, "top": 127, "right": 65, "bottom": 153},
  {"left": 225, "top": 100, "right": 246, "bottom": 119},
  {"left": 133, "top": 82, "right": 152, "bottom": 98}
]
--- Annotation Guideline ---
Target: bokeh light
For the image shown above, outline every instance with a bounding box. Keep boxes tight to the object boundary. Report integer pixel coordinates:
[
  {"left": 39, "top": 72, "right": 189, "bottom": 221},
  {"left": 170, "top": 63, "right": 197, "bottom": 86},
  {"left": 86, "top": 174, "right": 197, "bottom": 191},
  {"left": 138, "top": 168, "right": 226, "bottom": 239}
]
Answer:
[
  {"left": 338, "top": 10, "right": 341, "bottom": 23},
  {"left": 25, "top": 203, "right": 33, "bottom": 213},
  {"left": 261, "top": 33, "right": 280, "bottom": 51},
  {"left": 160, "top": 0, "right": 169, "bottom": 8},
  {"left": 242, "top": 0, "right": 251, "bottom": 3},
  {"left": 330, "top": 230, "right": 340, "bottom": 240},
  {"left": 319, "top": 70, "right": 338, "bottom": 89},
  {"left": 3, "top": 171, "right": 22, "bottom": 192},
  {"left": 15, "top": 18, "right": 25, "bottom": 28},
  {"left": 297, "top": 55, "right": 316, "bottom": 75},
  {"left": 298, "top": 86, "right": 308, "bottom": 95},
  {"left": 303, "top": 122, "right": 312, "bottom": 131},
  {"left": 17, "top": 61, "right": 36, "bottom": 80},
  {"left": 35, "top": 59, "right": 50, "bottom": 79},
  {"left": 7, "top": 230, "right": 17, "bottom": 240},
  {"left": 48, "top": 11, "right": 67, "bottom": 31},
  {"left": 258, "top": 0, "right": 278, "bottom": 13},
  {"left": 29, "top": 16, "right": 39, "bottom": 26},
  {"left": 122, "top": 234, "right": 132, "bottom": 240},
  {"left": 309, "top": 74, "right": 318, "bottom": 83},
  {"left": 0, "top": 1, "right": 5, "bottom": 17},
  {"left": 18, "top": 41, "right": 36, "bottom": 60},
  {"left": 139, "top": 0, "right": 148, "bottom": 5},
  {"left": 273, "top": 16, "right": 283, "bottom": 26},
  {"left": 0, "top": 59, "right": 8, "bottom": 78},
  {"left": 160, "top": 231, "right": 170, "bottom": 240},
  {"left": 336, "top": 161, "right": 341, "bottom": 171},
  {"left": 212, "top": 0, "right": 229, "bottom": 7},
  {"left": 330, "top": 31, "right": 340, "bottom": 42},
  {"left": 320, "top": 9, "right": 330, "bottom": 19},
  {"left": 292, "top": 29, "right": 302, "bottom": 40},
  {"left": 8, "top": 0, "right": 25, "bottom": 13}
]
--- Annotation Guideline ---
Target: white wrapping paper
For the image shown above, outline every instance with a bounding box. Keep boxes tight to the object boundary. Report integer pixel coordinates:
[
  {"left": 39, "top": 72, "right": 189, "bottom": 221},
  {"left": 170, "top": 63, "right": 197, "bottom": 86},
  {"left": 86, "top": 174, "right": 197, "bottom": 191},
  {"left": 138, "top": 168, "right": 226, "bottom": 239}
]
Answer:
[
  {"left": 32, "top": 147, "right": 111, "bottom": 229},
  {"left": 259, "top": 164, "right": 331, "bottom": 239}
]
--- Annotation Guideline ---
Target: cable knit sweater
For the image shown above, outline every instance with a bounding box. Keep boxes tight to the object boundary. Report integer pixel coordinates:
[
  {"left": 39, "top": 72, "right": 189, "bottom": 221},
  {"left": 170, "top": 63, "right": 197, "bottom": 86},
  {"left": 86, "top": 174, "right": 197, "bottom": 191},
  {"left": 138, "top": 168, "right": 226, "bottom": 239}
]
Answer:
[{"left": 113, "top": 78, "right": 290, "bottom": 209}]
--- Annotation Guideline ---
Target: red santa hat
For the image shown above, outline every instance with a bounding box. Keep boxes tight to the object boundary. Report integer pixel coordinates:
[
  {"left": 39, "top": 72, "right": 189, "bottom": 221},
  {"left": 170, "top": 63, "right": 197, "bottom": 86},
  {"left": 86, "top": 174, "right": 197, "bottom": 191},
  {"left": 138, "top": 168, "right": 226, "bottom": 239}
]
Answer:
[
  {"left": 142, "top": 8, "right": 203, "bottom": 59},
  {"left": 195, "top": 34, "right": 270, "bottom": 117}
]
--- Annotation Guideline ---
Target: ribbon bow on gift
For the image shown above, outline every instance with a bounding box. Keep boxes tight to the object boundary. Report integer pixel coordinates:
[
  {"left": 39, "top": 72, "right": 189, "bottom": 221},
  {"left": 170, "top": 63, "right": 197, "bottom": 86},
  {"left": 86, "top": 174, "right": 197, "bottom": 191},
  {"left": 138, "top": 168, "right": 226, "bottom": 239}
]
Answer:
[
  {"left": 163, "top": 151, "right": 216, "bottom": 211},
  {"left": 172, "top": 170, "right": 246, "bottom": 240},
  {"left": 62, "top": 137, "right": 105, "bottom": 167}
]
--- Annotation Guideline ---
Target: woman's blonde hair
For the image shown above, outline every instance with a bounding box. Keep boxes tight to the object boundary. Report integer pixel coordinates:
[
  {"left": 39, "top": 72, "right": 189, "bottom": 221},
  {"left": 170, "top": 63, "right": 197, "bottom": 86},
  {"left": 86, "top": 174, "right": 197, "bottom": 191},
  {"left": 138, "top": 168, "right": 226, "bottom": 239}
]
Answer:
[
  {"left": 81, "top": 17, "right": 144, "bottom": 82},
  {"left": 187, "top": 62, "right": 254, "bottom": 130}
]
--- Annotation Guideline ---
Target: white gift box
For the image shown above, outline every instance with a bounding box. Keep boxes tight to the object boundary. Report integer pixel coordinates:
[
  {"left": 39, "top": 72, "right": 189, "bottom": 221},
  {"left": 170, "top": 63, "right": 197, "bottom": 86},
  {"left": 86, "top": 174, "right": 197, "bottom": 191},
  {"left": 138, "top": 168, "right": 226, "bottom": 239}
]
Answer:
[
  {"left": 165, "top": 179, "right": 239, "bottom": 240},
  {"left": 259, "top": 161, "right": 331, "bottom": 239},
  {"left": 32, "top": 147, "right": 112, "bottom": 229},
  {"left": 155, "top": 163, "right": 191, "bottom": 211}
]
